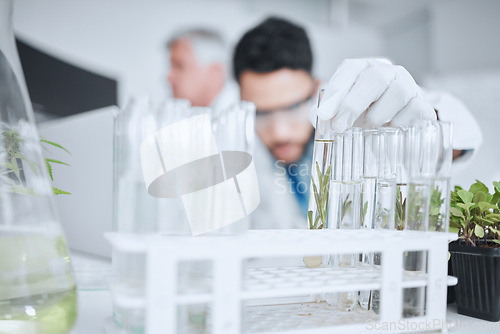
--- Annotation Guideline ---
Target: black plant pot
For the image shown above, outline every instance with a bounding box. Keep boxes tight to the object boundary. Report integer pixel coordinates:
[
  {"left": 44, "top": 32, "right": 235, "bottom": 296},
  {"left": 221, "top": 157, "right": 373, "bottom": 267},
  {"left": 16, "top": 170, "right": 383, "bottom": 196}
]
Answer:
[
  {"left": 447, "top": 259, "right": 455, "bottom": 304},
  {"left": 449, "top": 241, "right": 500, "bottom": 322}
]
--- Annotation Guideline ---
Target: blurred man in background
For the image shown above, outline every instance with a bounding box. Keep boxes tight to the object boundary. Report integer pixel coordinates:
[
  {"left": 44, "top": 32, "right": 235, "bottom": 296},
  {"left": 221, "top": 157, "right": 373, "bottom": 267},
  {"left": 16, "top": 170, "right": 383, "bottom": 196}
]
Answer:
[
  {"left": 167, "top": 28, "right": 238, "bottom": 110},
  {"left": 233, "top": 17, "right": 480, "bottom": 229}
]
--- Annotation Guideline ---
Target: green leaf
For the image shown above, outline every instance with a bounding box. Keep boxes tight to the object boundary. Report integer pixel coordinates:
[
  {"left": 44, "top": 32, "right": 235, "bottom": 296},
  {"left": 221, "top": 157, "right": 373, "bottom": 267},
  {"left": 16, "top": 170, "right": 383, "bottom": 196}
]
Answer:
[
  {"left": 485, "top": 213, "right": 500, "bottom": 222},
  {"left": 477, "top": 201, "right": 498, "bottom": 212},
  {"left": 474, "top": 225, "right": 485, "bottom": 238},
  {"left": 457, "top": 202, "right": 475, "bottom": 214},
  {"left": 40, "top": 139, "right": 71, "bottom": 155},
  {"left": 490, "top": 192, "right": 500, "bottom": 205},
  {"left": 52, "top": 186, "right": 71, "bottom": 195},
  {"left": 46, "top": 160, "right": 53, "bottom": 181},
  {"left": 469, "top": 180, "right": 489, "bottom": 194},
  {"left": 493, "top": 181, "right": 500, "bottom": 194},
  {"left": 315, "top": 162, "right": 323, "bottom": 188},
  {"left": 450, "top": 207, "right": 464, "bottom": 218},
  {"left": 311, "top": 178, "right": 324, "bottom": 225},
  {"left": 473, "top": 191, "right": 487, "bottom": 204},
  {"left": 457, "top": 190, "right": 474, "bottom": 204},
  {"left": 491, "top": 239, "right": 500, "bottom": 245},
  {"left": 45, "top": 158, "right": 70, "bottom": 167},
  {"left": 489, "top": 226, "right": 500, "bottom": 234},
  {"left": 313, "top": 214, "right": 321, "bottom": 229}
]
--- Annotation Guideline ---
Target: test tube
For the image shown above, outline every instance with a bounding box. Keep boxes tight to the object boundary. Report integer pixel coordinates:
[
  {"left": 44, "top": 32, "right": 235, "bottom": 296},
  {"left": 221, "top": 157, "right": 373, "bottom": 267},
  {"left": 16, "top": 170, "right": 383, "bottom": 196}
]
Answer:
[
  {"left": 307, "top": 109, "right": 335, "bottom": 231},
  {"left": 374, "top": 127, "right": 397, "bottom": 230},
  {"left": 358, "top": 129, "right": 379, "bottom": 310},
  {"left": 326, "top": 128, "right": 363, "bottom": 311},
  {"left": 371, "top": 128, "right": 398, "bottom": 313},
  {"left": 395, "top": 128, "right": 410, "bottom": 231},
  {"left": 429, "top": 122, "right": 453, "bottom": 232},
  {"left": 403, "top": 120, "right": 440, "bottom": 318}
]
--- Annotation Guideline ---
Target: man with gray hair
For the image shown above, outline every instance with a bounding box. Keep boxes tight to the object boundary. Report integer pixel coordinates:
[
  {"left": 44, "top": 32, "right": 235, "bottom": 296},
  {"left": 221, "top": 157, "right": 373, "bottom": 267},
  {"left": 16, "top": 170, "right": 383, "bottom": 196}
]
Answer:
[{"left": 166, "top": 28, "right": 238, "bottom": 110}]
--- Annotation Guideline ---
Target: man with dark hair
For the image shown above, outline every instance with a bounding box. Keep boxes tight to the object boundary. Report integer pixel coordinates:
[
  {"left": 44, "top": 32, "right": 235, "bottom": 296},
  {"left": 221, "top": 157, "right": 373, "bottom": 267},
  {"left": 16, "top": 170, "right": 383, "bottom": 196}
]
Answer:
[
  {"left": 233, "top": 17, "right": 449, "bottom": 229},
  {"left": 233, "top": 17, "right": 321, "bottom": 229}
]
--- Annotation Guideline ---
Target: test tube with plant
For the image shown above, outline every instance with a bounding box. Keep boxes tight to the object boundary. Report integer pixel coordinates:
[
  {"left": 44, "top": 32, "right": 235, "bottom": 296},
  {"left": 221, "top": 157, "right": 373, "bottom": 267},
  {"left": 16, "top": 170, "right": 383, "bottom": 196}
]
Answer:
[
  {"left": 371, "top": 127, "right": 398, "bottom": 313},
  {"left": 429, "top": 122, "right": 453, "bottom": 232},
  {"left": 403, "top": 120, "right": 440, "bottom": 318},
  {"left": 326, "top": 128, "right": 363, "bottom": 311},
  {"left": 395, "top": 128, "right": 410, "bottom": 231},
  {"left": 358, "top": 129, "right": 378, "bottom": 310},
  {"left": 307, "top": 90, "right": 335, "bottom": 231}
]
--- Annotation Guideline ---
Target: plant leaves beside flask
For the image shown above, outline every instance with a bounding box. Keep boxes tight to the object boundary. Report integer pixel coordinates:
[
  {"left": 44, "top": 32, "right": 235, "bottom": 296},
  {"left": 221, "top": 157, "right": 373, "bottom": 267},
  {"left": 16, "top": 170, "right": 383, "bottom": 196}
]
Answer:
[{"left": 1, "top": 122, "right": 71, "bottom": 195}]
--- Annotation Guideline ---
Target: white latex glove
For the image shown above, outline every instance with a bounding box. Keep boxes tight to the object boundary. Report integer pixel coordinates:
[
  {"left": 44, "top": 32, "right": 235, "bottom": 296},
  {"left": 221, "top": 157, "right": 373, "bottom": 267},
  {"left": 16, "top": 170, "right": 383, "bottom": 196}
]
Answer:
[{"left": 310, "top": 59, "right": 436, "bottom": 131}]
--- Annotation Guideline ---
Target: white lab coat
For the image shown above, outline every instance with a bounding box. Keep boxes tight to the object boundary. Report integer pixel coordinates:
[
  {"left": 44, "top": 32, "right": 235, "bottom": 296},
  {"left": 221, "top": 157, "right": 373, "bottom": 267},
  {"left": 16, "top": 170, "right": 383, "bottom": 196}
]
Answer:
[
  {"left": 210, "top": 80, "right": 240, "bottom": 112},
  {"left": 249, "top": 137, "right": 306, "bottom": 230},
  {"left": 426, "top": 90, "right": 483, "bottom": 171}
]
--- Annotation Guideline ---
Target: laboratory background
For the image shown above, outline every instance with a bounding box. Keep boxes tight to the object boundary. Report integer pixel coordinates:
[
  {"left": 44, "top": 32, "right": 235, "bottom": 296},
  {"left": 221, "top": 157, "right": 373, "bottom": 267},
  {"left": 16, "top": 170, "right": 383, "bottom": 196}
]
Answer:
[
  {"left": 4, "top": 0, "right": 500, "bottom": 333},
  {"left": 13, "top": 0, "right": 500, "bottom": 189}
]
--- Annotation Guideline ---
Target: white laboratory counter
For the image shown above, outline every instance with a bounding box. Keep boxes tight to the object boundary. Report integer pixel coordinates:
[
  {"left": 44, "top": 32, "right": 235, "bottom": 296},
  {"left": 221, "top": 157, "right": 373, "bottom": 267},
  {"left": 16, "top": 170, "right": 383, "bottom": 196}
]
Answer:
[{"left": 68, "top": 251, "right": 500, "bottom": 334}]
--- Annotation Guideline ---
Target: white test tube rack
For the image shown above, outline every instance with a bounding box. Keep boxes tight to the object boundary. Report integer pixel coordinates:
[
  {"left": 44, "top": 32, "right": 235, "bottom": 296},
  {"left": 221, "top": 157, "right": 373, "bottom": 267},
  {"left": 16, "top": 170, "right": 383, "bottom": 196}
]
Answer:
[{"left": 105, "top": 229, "right": 457, "bottom": 334}]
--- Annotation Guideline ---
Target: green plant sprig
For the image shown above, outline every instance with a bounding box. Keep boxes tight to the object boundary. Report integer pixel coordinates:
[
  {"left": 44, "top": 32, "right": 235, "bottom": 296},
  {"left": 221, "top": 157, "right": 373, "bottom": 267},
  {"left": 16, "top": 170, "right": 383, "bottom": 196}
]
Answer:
[
  {"left": 449, "top": 180, "right": 500, "bottom": 247},
  {"left": 308, "top": 161, "right": 331, "bottom": 229},
  {"left": 1, "top": 122, "right": 71, "bottom": 195}
]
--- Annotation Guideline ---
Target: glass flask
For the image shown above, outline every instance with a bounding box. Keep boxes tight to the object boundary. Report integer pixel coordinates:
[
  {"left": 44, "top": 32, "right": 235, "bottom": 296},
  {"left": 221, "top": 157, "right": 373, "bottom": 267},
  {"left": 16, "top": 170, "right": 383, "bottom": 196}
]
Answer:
[{"left": 0, "top": 1, "right": 77, "bottom": 333}]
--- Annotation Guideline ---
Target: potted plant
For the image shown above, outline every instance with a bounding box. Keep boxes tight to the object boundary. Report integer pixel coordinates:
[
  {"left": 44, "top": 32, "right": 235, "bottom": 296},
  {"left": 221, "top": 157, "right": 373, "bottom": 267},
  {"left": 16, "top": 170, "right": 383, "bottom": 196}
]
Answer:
[{"left": 449, "top": 180, "right": 500, "bottom": 321}]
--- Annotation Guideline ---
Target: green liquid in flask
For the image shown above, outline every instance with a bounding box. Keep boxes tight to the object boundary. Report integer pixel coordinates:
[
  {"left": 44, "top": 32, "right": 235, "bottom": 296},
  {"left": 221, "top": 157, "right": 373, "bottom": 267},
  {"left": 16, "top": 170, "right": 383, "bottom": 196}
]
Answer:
[{"left": 0, "top": 230, "right": 78, "bottom": 334}]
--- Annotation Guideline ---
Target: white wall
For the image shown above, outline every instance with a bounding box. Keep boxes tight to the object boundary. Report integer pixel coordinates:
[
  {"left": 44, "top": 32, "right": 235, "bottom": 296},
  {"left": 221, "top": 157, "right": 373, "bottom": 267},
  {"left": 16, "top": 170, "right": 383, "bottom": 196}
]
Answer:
[
  {"left": 429, "top": 0, "right": 500, "bottom": 75},
  {"left": 424, "top": 71, "right": 500, "bottom": 190},
  {"left": 13, "top": 0, "right": 383, "bottom": 104}
]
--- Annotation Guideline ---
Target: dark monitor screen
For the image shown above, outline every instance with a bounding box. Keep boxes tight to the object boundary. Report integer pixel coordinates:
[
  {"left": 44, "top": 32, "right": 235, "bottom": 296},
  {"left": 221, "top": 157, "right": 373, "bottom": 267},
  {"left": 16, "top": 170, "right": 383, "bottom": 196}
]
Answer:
[{"left": 16, "top": 37, "right": 118, "bottom": 118}]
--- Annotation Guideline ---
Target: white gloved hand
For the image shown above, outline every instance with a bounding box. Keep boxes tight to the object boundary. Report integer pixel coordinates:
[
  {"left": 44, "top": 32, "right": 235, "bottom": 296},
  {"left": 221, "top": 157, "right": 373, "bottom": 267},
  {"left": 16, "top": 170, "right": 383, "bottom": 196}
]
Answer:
[{"left": 310, "top": 59, "right": 436, "bottom": 131}]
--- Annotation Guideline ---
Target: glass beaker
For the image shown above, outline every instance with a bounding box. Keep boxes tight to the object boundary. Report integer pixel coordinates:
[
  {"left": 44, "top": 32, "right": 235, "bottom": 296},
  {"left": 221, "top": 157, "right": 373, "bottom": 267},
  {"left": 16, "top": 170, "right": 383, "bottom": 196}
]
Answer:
[{"left": 0, "top": 1, "right": 77, "bottom": 333}]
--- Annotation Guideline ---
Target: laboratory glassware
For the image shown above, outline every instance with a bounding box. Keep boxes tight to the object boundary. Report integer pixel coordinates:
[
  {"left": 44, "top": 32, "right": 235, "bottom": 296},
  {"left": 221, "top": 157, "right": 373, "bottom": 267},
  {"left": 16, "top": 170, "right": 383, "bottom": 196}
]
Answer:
[
  {"left": 326, "top": 128, "right": 363, "bottom": 311},
  {"left": 0, "top": 1, "right": 77, "bottom": 333},
  {"left": 395, "top": 128, "right": 410, "bottom": 231},
  {"left": 429, "top": 122, "right": 453, "bottom": 233},
  {"left": 307, "top": 90, "right": 335, "bottom": 231},
  {"left": 403, "top": 120, "right": 440, "bottom": 318},
  {"left": 371, "top": 128, "right": 398, "bottom": 313},
  {"left": 358, "top": 129, "right": 379, "bottom": 310}
]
